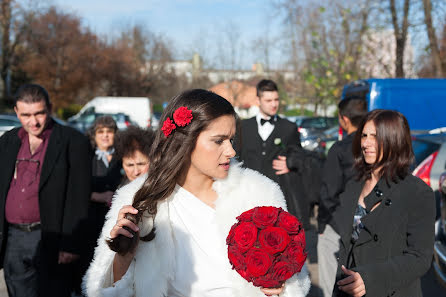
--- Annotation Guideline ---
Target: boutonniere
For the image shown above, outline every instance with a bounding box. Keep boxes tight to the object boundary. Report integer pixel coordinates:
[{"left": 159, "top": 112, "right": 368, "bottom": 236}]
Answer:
[{"left": 274, "top": 138, "right": 285, "bottom": 149}]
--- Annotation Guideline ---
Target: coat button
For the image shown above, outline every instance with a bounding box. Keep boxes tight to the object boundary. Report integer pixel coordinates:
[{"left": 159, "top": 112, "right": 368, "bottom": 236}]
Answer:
[
  {"left": 385, "top": 199, "right": 392, "bottom": 206},
  {"left": 374, "top": 234, "right": 378, "bottom": 241},
  {"left": 262, "top": 152, "right": 266, "bottom": 155}
]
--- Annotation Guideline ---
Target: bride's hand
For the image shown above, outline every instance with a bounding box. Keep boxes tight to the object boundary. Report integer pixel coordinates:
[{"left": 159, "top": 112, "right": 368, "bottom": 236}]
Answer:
[
  {"left": 260, "top": 283, "right": 284, "bottom": 296},
  {"left": 110, "top": 205, "right": 139, "bottom": 239}
]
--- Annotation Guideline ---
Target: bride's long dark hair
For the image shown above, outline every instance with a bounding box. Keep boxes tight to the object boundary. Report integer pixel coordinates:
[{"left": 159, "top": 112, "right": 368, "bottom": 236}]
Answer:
[{"left": 107, "top": 89, "right": 236, "bottom": 255}]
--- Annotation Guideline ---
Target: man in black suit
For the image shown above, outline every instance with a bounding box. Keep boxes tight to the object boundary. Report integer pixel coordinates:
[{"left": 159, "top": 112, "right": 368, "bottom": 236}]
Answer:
[
  {"left": 0, "top": 84, "right": 91, "bottom": 297},
  {"left": 234, "top": 79, "right": 309, "bottom": 228}
]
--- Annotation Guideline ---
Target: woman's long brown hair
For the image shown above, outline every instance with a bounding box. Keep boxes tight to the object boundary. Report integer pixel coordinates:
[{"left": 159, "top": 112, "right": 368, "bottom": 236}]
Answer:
[
  {"left": 107, "top": 89, "right": 236, "bottom": 255},
  {"left": 352, "top": 109, "right": 414, "bottom": 183}
]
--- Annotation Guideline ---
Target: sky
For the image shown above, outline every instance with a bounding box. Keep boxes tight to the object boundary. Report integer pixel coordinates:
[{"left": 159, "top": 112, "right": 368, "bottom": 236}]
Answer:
[{"left": 52, "top": 0, "right": 285, "bottom": 69}]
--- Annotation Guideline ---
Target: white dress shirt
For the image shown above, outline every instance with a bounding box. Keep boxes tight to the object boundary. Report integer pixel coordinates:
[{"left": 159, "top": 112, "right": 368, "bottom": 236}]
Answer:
[{"left": 256, "top": 113, "right": 276, "bottom": 141}]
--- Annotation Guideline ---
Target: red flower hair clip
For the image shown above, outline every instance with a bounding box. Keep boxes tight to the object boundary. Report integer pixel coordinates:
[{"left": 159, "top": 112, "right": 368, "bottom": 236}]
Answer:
[
  {"left": 161, "top": 117, "right": 176, "bottom": 137},
  {"left": 161, "top": 106, "right": 193, "bottom": 137},
  {"left": 173, "top": 106, "right": 193, "bottom": 127}
]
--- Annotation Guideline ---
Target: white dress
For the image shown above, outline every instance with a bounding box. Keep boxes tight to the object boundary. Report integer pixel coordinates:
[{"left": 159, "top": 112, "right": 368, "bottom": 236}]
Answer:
[
  {"left": 83, "top": 162, "right": 311, "bottom": 297},
  {"left": 167, "top": 186, "right": 233, "bottom": 296}
]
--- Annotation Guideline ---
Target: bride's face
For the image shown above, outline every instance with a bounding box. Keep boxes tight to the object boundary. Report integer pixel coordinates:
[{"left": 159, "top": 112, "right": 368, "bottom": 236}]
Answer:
[{"left": 189, "top": 115, "right": 236, "bottom": 180}]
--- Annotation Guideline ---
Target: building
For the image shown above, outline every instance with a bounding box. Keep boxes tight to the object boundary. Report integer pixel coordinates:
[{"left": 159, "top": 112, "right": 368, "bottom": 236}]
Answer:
[
  {"left": 360, "top": 30, "right": 416, "bottom": 78},
  {"left": 209, "top": 80, "right": 259, "bottom": 119},
  {"left": 149, "top": 53, "right": 296, "bottom": 85}
]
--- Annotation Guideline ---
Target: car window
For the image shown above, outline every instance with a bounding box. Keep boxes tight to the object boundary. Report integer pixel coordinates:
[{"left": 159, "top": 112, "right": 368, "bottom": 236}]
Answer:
[
  {"left": 301, "top": 118, "right": 327, "bottom": 129},
  {"left": 326, "top": 118, "right": 338, "bottom": 127},
  {"left": 0, "top": 119, "right": 21, "bottom": 126},
  {"left": 412, "top": 139, "right": 441, "bottom": 166}
]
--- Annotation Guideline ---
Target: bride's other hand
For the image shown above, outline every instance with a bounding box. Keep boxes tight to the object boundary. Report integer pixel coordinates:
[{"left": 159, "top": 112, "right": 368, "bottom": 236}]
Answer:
[
  {"left": 260, "top": 283, "right": 284, "bottom": 296},
  {"left": 110, "top": 205, "right": 139, "bottom": 239}
]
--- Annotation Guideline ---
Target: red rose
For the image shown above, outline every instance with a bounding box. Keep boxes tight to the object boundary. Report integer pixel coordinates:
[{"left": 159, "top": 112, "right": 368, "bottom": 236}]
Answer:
[
  {"left": 173, "top": 106, "right": 193, "bottom": 126},
  {"left": 226, "top": 223, "right": 238, "bottom": 245},
  {"left": 272, "top": 261, "right": 295, "bottom": 281},
  {"left": 228, "top": 245, "right": 246, "bottom": 269},
  {"left": 277, "top": 211, "right": 301, "bottom": 234},
  {"left": 233, "top": 222, "right": 258, "bottom": 252},
  {"left": 245, "top": 248, "right": 273, "bottom": 277},
  {"left": 236, "top": 267, "right": 252, "bottom": 281},
  {"left": 252, "top": 206, "right": 279, "bottom": 229},
  {"left": 291, "top": 229, "right": 306, "bottom": 247},
  {"left": 237, "top": 208, "right": 255, "bottom": 222},
  {"left": 161, "top": 117, "right": 176, "bottom": 137},
  {"left": 284, "top": 240, "right": 307, "bottom": 272},
  {"left": 259, "top": 226, "right": 290, "bottom": 255},
  {"left": 252, "top": 274, "right": 282, "bottom": 288}
]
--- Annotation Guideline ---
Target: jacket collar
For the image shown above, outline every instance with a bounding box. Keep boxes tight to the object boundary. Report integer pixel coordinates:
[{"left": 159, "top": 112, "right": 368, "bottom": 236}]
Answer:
[
  {"left": 39, "top": 122, "right": 63, "bottom": 190},
  {"left": 339, "top": 177, "right": 400, "bottom": 248}
]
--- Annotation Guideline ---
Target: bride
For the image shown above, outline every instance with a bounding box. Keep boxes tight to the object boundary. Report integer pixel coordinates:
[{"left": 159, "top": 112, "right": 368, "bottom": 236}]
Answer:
[{"left": 83, "top": 89, "right": 311, "bottom": 297}]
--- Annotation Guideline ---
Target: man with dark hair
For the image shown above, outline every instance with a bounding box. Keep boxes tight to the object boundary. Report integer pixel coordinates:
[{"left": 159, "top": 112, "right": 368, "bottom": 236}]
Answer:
[
  {"left": 0, "top": 84, "right": 91, "bottom": 297},
  {"left": 234, "top": 79, "right": 309, "bottom": 228},
  {"left": 317, "top": 97, "right": 367, "bottom": 297}
]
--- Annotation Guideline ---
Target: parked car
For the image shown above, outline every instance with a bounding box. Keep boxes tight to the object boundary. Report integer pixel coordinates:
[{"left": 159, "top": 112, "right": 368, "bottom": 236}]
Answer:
[
  {"left": 287, "top": 116, "right": 338, "bottom": 151},
  {"left": 411, "top": 133, "right": 446, "bottom": 187},
  {"left": 68, "top": 112, "right": 137, "bottom": 133},
  {"left": 151, "top": 111, "right": 162, "bottom": 130},
  {"left": 69, "top": 96, "right": 153, "bottom": 128},
  {"left": 412, "top": 133, "right": 446, "bottom": 288},
  {"left": 433, "top": 171, "right": 446, "bottom": 287},
  {"left": 0, "top": 114, "right": 21, "bottom": 136}
]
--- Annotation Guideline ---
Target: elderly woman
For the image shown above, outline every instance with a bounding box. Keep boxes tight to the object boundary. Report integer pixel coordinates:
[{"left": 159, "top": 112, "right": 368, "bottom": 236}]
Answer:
[
  {"left": 74, "top": 116, "right": 123, "bottom": 294},
  {"left": 114, "top": 126, "right": 155, "bottom": 185}
]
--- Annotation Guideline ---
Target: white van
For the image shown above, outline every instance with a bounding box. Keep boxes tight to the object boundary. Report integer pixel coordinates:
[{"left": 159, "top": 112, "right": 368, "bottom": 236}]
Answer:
[{"left": 69, "top": 97, "right": 152, "bottom": 128}]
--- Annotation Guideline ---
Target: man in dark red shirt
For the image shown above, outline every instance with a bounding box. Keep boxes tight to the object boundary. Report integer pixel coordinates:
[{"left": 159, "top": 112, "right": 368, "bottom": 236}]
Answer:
[{"left": 0, "top": 84, "right": 91, "bottom": 297}]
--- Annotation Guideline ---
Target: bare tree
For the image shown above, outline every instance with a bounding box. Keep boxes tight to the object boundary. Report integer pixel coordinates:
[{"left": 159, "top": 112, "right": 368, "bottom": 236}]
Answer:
[
  {"left": 422, "top": 0, "right": 443, "bottom": 77},
  {"left": 0, "top": 0, "right": 33, "bottom": 104},
  {"left": 389, "top": 0, "right": 410, "bottom": 77},
  {"left": 275, "top": 0, "right": 372, "bottom": 113}
]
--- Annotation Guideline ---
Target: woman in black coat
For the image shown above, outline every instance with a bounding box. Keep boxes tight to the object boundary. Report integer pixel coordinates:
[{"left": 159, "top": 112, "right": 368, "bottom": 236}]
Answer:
[
  {"left": 332, "top": 110, "right": 435, "bottom": 297},
  {"left": 74, "top": 116, "right": 123, "bottom": 294}
]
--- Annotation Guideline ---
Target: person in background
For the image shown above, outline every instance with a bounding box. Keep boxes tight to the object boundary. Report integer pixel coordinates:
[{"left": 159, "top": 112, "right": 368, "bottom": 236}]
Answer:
[
  {"left": 74, "top": 116, "right": 123, "bottom": 295},
  {"left": 88, "top": 116, "right": 122, "bottom": 205},
  {"left": 317, "top": 97, "right": 367, "bottom": 297},
  {"left": 332, "top": 110, "right": 434, "bottom": 297},
  {"left": 234, "top": 79, "right": 309, "bottom": 229},
  {"left": 0, "top": 84, "right": 91, "bottom": 297},
  {"left": 114, "top": 126, "right": 155, "bottom": 185},
  {"left": 83, "top": 89, "right": 311, "bottom": 297}
]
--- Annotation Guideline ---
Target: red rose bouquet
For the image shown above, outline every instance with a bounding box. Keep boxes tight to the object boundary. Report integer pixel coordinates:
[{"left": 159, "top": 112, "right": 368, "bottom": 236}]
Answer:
[{"left": 226, "top": 206, "right": 307, "bottom": 288}]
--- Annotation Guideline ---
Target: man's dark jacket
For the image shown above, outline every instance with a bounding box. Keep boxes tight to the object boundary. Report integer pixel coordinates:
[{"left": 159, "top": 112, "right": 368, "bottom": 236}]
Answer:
[
  {"left": 332, "top": 175, "right": 434, "bottom": 297},
  {"left": 0, "top": 121, "right": 91, "bottom": 296},
  {"left": 317, "top": 132, "right": 356, "bottom": 234},
  {"left": 234, "top": 116, "right": 310, "bottom": 228}
]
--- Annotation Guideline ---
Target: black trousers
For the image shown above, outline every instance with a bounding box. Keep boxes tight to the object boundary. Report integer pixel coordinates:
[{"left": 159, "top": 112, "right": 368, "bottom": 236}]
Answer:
[
  {"left": 3, "top": 227, "right": 40, "bottom": 297},
  {"left": 3, "top": 227, "right": 74, "bottom": 297}
]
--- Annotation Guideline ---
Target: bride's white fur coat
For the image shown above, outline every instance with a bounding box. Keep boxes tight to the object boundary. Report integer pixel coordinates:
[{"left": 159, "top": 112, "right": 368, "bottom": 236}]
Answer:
[{"left": 83, "top": 162, "right": 311, "bottom": 297}]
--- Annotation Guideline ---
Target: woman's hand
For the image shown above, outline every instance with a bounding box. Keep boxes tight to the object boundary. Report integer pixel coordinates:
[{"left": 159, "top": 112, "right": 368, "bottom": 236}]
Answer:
[
  {"left": 110, "top": 205, "right": 139, "bottom": 239},
  {"left": 111, "top": 205, "right": 139, "bottom": 282},
  {"left": 260, "top": 283, "right": 284, "bottom": 296},
  {"left": 337, "top": 265, "right": 366, "bottom": 297}
]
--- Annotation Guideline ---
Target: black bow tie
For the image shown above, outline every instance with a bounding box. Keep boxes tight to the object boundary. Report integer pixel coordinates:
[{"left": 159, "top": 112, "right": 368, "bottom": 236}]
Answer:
[{"left": 260, "top": 117, "right": 275, "bottom": 126}]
